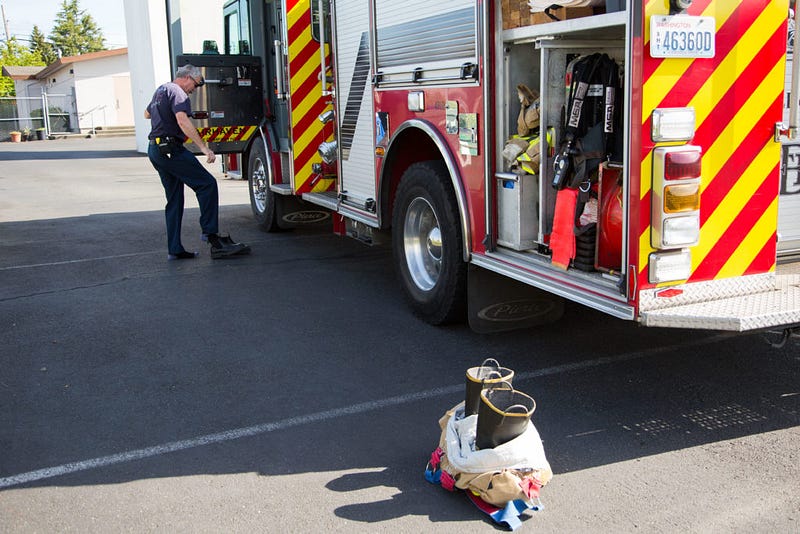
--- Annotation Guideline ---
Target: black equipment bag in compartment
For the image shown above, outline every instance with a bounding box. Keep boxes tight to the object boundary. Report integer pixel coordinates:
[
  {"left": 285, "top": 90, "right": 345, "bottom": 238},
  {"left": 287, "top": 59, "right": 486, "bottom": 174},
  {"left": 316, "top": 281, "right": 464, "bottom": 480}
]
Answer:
[{"left": 551, "top": 53, "right": 620, "bottom": 190}]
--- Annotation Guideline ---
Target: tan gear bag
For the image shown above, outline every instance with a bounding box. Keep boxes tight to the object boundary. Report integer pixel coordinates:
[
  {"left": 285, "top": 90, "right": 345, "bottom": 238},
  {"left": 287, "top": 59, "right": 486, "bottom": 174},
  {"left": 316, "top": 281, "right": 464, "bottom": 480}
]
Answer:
[{"left": 516, "top": 84, "right": 541, "bottom": 137}]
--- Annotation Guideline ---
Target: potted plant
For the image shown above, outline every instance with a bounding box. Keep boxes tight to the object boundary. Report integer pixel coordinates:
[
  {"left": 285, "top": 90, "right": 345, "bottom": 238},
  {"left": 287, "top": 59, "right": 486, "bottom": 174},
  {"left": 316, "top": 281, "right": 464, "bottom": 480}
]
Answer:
[
  {"left": 35, "top": 127, "right": 47, "bottom": 140},
  {"left": 21, "top": 127, "right": 31, "bottom": 141},
  {"left": 9, "top": 131, "right": 21, "bottom": 143}
]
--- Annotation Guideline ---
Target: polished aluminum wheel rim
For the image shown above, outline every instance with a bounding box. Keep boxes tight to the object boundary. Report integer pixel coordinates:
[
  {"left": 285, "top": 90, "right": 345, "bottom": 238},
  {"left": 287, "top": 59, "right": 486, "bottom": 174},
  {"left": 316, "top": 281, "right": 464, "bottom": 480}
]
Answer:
[
  {"left": 251, "top": 157, "right": 267, "bottom": 212},
  {"left": 403, "top": 197, "right": 442, "bottom": 291}
]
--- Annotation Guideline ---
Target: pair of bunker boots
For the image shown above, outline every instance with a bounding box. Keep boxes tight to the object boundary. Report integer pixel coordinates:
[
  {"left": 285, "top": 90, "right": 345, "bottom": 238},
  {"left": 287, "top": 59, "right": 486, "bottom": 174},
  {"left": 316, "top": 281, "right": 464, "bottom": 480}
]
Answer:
[{"left": 205, "top": 233, "right": 251, "bottom": 259}]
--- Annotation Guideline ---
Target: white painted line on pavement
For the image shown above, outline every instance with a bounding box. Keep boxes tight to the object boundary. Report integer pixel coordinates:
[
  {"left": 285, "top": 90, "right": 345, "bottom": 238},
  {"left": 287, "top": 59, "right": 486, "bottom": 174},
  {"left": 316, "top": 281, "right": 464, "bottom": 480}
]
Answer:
[
  {"left": 0, "top": 233, "right": 338, "bottom": 272},
  {"left": 0, "top": 252, "right": 158, "bottom": 271},
  {"left": 0, "top": 333, "right": 730, "bottom": 489}
]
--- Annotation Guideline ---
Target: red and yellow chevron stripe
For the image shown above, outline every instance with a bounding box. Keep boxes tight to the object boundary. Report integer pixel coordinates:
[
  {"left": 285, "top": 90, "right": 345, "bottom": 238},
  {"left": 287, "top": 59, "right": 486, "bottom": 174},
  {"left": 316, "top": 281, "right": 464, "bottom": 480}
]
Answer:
[
  {"left": 196, "top": 125, "right": 257, "bottom": 143},
  {"left": 638, "top": 0, "right": 788, "bottom": 290},
  {"left": 286, "top": 0, "right": 335, "bottom": 194}
]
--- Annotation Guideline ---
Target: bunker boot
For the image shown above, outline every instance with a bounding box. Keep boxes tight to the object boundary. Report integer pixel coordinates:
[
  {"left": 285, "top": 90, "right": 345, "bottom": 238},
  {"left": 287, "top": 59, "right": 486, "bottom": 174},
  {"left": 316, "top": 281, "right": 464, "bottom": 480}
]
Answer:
[{"left": 207, "top": 233, "right": 251, "bottom": 259}]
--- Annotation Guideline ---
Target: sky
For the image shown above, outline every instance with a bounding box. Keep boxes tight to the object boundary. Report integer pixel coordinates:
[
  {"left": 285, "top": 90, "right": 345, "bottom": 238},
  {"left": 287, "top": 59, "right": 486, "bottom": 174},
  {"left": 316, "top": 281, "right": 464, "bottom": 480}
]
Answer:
[{"left": 1, "top": 0, "right": 127, "bottom": 49}]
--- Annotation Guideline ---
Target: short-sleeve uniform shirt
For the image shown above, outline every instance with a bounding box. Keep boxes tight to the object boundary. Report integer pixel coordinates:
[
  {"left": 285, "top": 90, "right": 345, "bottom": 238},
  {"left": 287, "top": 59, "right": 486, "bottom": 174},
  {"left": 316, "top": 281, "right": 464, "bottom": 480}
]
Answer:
[{"left": 147, "top": 82, "right": 191, "bottom": 141}]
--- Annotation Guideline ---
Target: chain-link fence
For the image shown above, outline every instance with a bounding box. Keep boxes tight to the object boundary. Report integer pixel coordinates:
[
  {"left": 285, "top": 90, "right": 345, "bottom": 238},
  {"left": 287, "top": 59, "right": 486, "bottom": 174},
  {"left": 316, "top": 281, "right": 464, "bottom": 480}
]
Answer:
[{"left": 0, "top": 92, "right": 74, "bottom": 141}]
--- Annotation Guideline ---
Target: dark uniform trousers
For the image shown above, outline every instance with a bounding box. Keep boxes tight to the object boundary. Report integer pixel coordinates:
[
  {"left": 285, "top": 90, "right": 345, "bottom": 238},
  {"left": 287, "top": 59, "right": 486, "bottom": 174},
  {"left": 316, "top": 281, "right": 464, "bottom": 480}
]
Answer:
[{"left": 147, "top": 142, "right": 219, "bottom": 255}]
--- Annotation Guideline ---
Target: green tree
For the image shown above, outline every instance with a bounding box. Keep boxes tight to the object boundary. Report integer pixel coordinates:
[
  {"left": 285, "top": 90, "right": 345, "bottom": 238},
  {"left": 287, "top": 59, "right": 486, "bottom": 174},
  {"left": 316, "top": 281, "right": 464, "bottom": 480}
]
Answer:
[
  {"left": 0, "top": 39, "right": 45, "bottom": 97},
  {"left": 30, "top": 25, "right": 58, "bottom": 65},
  {"left": 49, "top": 0, "right": 106, "bottom": 58}
]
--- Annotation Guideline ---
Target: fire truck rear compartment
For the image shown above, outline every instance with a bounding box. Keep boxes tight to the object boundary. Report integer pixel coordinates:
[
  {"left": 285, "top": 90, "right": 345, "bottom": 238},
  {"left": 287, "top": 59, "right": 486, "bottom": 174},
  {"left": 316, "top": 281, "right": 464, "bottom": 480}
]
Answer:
[
  {"left": 488, "top": 9, "right": 800, "bottom": 331},
  {"left": 485, "top": 12, "right": 630, "bottom": 316}
]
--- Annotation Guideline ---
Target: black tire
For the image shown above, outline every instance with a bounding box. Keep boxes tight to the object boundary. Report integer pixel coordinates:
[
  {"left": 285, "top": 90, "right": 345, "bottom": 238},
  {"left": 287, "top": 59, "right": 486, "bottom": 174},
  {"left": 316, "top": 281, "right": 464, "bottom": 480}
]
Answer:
[
  {"left": 247, "top": 140, "right": 279, "bottom": 232},
  {"left": 392, "top": 161, "right": 467, "bottom": 325}
]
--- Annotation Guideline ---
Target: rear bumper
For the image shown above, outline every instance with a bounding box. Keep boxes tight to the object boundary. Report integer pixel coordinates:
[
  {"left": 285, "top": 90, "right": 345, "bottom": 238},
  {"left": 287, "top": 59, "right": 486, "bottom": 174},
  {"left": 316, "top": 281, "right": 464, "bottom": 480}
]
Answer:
[{"left": 639, "top": 266, "right": 800, "bottom": 331}]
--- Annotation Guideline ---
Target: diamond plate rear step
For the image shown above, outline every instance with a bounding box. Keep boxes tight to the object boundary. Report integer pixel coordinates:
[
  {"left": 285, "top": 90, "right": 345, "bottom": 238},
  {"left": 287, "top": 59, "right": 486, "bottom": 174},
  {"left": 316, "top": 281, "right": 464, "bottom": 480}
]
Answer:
[{"left": 640, "top": 273, "right": 800, "bottom": 331}]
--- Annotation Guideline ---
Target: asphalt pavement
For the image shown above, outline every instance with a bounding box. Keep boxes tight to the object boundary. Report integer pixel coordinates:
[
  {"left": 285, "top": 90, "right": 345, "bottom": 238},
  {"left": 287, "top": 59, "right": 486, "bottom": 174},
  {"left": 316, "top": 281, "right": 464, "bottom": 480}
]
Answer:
[{"left": 0, "top": 137, "right": 798, "bottom": 533}]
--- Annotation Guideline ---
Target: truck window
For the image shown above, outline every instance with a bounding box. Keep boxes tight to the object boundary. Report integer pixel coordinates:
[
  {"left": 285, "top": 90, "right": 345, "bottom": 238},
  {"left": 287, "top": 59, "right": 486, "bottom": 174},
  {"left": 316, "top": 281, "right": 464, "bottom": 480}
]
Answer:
[
  {"left": 225, "top": 10, "right": 241, "bottom": 53},
  {"left": 310, "top": 0, "right": 331, "bottom": 43},
  {"left": 224, "top": 0, "right": 252, "bottom": 54}
]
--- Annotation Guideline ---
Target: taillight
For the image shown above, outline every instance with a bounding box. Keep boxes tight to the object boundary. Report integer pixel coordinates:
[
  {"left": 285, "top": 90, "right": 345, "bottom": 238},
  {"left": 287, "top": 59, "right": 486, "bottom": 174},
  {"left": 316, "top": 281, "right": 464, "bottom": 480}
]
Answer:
[
  {"left": 651, "top": 145, "right": 702, "bottom": 253},
  {"left": 664, "top": 183, "right": 700, "bottom": 212},
  {"left": 649, "top": 249, "right": 692, "bottom": 284},
  {"left": 664, "top": 150, "right": 701, "bottom": 180},
  {"left": 651, "top": 107, "right": 696, "bottom": 142}
]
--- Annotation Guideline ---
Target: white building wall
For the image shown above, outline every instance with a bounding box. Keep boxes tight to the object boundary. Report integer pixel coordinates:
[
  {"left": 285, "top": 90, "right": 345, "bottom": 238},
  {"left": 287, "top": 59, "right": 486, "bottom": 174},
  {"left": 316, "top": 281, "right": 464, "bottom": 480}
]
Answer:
[
  {"left": 17, "top": 80, "right": 42, "bottom": 98},
  {"left": 124, "top": 0, "right": 173, "bottom": 153},
  {"left": 73, "top": 55, "right": 132, "bottom": 131}
]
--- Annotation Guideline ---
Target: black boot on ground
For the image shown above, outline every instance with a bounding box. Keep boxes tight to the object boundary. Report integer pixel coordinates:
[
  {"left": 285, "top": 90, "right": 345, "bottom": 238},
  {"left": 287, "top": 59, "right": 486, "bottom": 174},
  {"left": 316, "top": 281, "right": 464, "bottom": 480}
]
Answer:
[{"left": 207, "top": 233, "right": 251, "bottom": 259}]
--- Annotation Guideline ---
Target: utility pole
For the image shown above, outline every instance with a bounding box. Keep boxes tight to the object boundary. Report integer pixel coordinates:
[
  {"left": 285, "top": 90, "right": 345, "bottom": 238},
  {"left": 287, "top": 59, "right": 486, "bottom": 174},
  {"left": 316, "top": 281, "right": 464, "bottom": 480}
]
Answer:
[{"left": 1, "top": 3, "right": 10, "bottom": 44}]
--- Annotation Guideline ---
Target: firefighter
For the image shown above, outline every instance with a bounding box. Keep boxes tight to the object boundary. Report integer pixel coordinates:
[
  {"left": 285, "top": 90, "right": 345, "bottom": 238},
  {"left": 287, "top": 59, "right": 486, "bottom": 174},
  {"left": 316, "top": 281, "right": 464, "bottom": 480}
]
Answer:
[{"left": 144, "top": 64, "right": 250, "bottom": 260}]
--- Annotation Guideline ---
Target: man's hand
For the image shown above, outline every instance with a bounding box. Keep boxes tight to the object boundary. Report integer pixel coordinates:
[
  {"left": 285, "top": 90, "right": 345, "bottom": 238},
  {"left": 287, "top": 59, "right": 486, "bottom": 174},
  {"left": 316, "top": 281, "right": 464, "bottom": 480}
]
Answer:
[{"left": 176, "top": 111, "right": 216, "bottom": 164}]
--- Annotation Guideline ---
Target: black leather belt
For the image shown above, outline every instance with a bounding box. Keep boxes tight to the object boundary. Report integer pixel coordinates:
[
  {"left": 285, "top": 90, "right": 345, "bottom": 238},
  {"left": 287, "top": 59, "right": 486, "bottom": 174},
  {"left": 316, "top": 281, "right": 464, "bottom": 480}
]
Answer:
[{"left": 150, "top": 136, "right": 182, "bottom": 145}]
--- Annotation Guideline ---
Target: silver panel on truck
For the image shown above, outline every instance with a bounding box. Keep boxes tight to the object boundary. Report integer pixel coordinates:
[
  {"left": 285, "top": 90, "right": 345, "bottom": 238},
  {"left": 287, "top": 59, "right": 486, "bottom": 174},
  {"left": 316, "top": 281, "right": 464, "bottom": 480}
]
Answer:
[
  {"left": 333, "top": 0, "right": 377, "bottom": 211},
  {"left": 373, "top": 0, "right": 478, "bottom": 86}
]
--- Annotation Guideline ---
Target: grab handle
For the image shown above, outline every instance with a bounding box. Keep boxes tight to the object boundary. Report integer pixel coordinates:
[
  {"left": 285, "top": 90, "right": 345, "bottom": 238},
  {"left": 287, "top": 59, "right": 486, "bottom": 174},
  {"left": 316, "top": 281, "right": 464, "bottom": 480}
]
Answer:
[
  {"left": 274, "top": 39, "right": 287, "bottom": 100},
  {"left": 317, "top": 0, "right": 332, "bottom": 97}
]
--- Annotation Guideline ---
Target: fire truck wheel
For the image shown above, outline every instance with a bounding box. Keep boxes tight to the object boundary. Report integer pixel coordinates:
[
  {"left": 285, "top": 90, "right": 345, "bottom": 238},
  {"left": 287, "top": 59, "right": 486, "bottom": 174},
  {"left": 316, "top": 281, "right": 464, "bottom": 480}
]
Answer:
[
  {"left": 247, "top": 141, "right": 279, "bottom": 231},
  {"left": 392, "top": 161, "right": 467, "bottom": 325}
]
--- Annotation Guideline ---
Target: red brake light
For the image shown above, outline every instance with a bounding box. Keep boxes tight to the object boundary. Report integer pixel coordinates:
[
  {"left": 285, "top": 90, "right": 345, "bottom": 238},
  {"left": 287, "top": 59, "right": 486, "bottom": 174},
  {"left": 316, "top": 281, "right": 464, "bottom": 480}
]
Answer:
[{"left": 664, "top": 150, "right": 701, "bottom": 180}]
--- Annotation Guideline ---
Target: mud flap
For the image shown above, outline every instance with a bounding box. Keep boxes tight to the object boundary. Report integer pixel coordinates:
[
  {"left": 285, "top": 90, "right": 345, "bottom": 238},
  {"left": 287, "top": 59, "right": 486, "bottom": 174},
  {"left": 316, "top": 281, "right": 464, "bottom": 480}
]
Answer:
[
  {"left": 467, "top": 265, "right": 565, "bottom": 333},
  {"left": 275, "top": 196, "right": 332, "bottom": 230}
]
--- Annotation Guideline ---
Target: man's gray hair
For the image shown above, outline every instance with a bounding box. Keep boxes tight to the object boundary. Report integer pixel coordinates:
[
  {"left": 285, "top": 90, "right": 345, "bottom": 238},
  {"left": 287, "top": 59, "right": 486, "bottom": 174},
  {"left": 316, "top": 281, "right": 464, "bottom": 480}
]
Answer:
[{"left": 176, "top": 64, "right": 201, "bottom": 80}]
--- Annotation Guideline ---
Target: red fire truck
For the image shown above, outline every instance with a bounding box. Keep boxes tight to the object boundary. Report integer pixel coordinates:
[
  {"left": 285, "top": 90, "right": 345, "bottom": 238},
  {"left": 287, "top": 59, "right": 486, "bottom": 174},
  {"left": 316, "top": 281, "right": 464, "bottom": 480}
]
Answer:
[{"left": 180, "top": 0, "right": 800, "bottom": 336}]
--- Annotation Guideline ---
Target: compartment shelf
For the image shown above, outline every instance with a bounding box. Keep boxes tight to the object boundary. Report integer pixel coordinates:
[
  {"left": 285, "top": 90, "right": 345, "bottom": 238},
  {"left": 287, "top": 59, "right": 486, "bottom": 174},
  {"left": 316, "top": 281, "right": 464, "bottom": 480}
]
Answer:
[{"left": 503, "top": 11, "right": 627, "bottom": 43}]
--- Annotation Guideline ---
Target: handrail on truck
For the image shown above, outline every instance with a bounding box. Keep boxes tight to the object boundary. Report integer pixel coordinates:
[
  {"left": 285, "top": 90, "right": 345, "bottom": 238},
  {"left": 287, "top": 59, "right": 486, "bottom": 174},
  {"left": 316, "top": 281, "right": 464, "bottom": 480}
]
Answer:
[
  {"left": 318, "top": 0, "right": 332, "bottom": 97},
  {"left": 779, "top": 6, "right": 800, "bottom": 141}
]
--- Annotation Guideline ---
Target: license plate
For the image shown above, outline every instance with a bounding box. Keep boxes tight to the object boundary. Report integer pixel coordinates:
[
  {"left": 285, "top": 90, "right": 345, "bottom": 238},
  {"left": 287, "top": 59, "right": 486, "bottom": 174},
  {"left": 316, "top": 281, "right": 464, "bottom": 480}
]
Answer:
[{"left": 650, "top": 15, "right": 716, "bottom": 58}]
